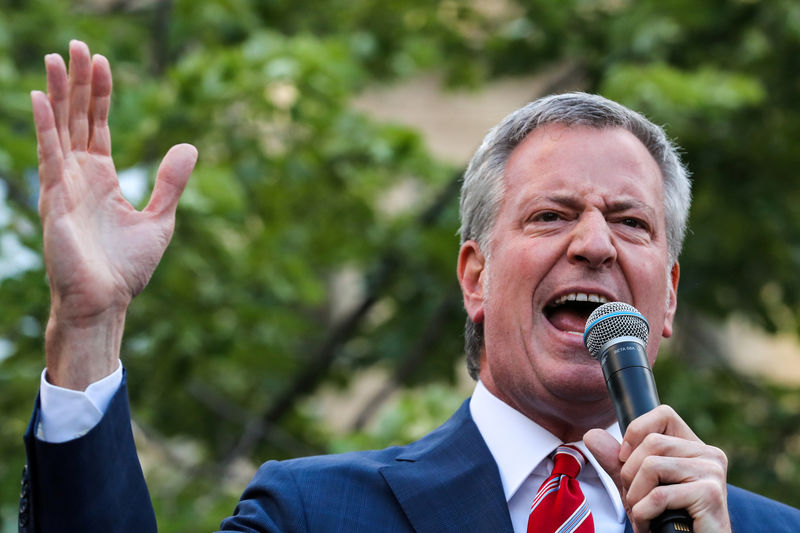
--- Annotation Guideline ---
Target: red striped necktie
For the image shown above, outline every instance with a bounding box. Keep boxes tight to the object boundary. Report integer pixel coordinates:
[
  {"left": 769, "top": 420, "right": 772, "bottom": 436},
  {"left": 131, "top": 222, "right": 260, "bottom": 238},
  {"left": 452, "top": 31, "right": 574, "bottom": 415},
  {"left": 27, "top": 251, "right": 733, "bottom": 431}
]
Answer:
[{"left": 526, "top": 444, "right": 595, "bottom": 533}]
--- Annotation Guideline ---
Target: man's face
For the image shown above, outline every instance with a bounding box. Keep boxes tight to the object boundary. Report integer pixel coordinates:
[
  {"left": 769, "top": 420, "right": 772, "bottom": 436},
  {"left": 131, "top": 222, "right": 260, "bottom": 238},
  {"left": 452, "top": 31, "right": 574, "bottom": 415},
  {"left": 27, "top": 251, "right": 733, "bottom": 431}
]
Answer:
[{"left": 458, "top": 124, "right": 679, "bottom": 436}]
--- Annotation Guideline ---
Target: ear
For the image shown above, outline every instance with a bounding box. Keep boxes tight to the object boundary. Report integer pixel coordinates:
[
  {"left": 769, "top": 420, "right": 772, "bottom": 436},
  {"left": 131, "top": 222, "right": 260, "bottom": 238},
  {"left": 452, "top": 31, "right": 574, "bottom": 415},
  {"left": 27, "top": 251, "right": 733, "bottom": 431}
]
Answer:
[
  {"left": 457, "top": 240, "right": 486, "bottom": 324},
  {"left": 661, "top": 261, "right": 680, "bottom": 338}
]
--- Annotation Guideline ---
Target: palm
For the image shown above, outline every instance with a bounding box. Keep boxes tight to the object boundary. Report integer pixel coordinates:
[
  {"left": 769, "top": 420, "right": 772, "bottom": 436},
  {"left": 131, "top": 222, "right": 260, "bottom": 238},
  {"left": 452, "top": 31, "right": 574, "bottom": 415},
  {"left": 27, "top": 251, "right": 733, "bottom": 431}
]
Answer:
[
  {"left": 33, "top": 41, "right": 196, "bottom": 325},
  {"left": 42, "top": 152, "right": 163, "bottom": 318}
]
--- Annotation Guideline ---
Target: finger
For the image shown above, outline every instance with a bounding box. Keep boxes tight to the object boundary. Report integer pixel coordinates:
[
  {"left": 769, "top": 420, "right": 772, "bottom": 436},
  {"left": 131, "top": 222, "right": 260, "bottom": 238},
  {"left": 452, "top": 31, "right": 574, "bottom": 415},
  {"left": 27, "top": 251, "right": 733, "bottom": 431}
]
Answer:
[
  {"left": 630, "top": 478, "right": 728, "bottom": 528},
  {"left": 621, "top": 432, "right": 713, "bottom": 486},
  {"left": 620, "top": 405, "right": 698, "bottom": 461},
  {"left": 31, "top": 90, "right": 65, "bottom": 191},
  {"left": 144, "top": 144, "right": 198, "bottom": 217},
  {"left": 45, "top": 53, "right": 70, "bottom": 155},
  {"left": 625, "top": 454, "right": 725, "bottom": 506},
  {"left": 68, "top": 40, "right": 92, "bottom": 151},
  {"left": 584, "top": 428, "right": 624, "bottom": 493},
  {"left": 88, "top": 54, "right": 113, "bottom": 156}
]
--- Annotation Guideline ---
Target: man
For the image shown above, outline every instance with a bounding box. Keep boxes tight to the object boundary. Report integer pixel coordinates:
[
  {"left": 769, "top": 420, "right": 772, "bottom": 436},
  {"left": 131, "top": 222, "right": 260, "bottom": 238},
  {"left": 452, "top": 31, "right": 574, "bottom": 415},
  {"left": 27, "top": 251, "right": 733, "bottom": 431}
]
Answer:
[{"left": 20, "top": 40, "right": 800, "bottom": 532}]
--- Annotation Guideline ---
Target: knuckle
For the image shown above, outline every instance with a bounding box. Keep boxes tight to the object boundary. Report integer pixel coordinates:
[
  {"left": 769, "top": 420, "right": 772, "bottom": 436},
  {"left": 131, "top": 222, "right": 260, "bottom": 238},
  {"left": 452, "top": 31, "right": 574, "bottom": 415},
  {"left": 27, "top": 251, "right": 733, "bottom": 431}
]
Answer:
[
  {"left": 707, "top": 458, "right": 726, "bottom": 480},
  {"left": 697, "top": 478, "right": 726, "bottom": 503},
  {"left": 619, "top": 463, "right": 637, "bottom": 488},
  {"left": 709, "top": 445, "right": 728, "bottom": 469},
  {"left": 640, "top": 454, "right": 660, "bottom": 474},
  {"left": 655, "top": 404, "right": 676, "bottom": 417},
  {"left": 648, "top": 485, "right": 669, "bottom": 508},
  {"left": 620, "top": 461, "right": 635, "bottom": 485},
  {"left": 641, "top": 431, "right": 667, "bottom": 450},
  {"left": 630, "top": 486, "right": 667, "bottom": 521},
  {"left": 629, "top": 503, "right": 643, "bottom": 522},
  {"left": 625, "top": 491, "right": 640, "bottom": 513},
  {"left": 628, "top": 502, "right": 643, "bottom": 521},
  {"left": 624, "top": 419, "right": 643, "bottom": 439}
]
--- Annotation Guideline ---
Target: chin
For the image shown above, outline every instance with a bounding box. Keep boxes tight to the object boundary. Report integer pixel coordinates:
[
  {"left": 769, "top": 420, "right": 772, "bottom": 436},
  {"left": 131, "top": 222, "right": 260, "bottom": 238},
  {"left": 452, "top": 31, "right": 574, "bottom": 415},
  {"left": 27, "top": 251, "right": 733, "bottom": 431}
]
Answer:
[{"left": 547, "top": 363, "right": 610, "bottom": 403}]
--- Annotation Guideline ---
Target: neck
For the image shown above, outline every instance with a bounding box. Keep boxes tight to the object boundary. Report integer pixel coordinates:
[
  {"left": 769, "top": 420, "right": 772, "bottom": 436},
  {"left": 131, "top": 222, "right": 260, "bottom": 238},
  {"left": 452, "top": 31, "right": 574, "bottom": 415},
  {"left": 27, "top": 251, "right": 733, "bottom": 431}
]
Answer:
[
  {"left": 529, "top": 409, "right": 616, "bottom": 443},
  {"left": 482, "top": 380, "right": 617, "bottom": 442}
]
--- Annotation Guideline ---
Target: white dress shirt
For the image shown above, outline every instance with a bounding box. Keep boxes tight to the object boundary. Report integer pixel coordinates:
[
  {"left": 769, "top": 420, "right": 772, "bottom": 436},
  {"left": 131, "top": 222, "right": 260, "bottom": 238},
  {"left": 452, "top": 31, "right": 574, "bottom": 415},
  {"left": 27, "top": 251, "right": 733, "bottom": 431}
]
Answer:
[
  {"left": 37, "top": 360, "right": 122, "bottom": 442},
  {"left": 470, "top": 380, "right": 626, "bottom": 533}
]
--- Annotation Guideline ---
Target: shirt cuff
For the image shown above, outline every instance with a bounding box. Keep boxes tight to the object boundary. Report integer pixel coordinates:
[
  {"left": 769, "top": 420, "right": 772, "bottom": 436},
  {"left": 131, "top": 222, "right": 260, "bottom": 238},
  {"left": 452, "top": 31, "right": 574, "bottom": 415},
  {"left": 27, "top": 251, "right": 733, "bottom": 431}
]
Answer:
[{"left": 37, "top": 360, "right": 123, "bottom": 443}]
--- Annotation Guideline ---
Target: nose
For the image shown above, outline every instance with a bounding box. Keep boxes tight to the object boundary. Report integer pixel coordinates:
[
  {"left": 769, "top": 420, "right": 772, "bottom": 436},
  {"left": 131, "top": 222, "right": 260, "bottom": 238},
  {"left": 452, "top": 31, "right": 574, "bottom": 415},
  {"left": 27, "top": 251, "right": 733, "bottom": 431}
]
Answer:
[{"left": 567, "top": 211, "right": 617, "bottom": 269}]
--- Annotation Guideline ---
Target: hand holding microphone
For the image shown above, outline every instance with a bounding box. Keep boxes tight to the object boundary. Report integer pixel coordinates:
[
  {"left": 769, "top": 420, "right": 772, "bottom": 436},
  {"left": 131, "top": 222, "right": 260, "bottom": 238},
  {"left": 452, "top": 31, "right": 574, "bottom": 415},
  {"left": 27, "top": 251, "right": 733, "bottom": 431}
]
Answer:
[{"left": 583, "top": 302, "right": 695, "bottom": 533}]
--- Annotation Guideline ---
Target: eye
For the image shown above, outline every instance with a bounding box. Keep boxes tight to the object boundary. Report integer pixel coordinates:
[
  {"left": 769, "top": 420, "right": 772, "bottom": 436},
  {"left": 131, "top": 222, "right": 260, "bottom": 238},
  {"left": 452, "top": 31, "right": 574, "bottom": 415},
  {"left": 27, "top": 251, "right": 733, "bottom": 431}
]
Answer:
[
  {"left": 618, "top": 217, "right": 650, "bottom": 231},
  {"left": 532, "top": 211, "right": 561, "bottom": 223}
]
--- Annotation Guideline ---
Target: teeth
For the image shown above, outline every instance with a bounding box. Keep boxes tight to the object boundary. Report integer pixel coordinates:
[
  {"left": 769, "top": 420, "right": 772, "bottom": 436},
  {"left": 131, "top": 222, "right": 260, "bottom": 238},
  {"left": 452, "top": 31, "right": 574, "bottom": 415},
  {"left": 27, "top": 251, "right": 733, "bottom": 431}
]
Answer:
[{"left": 551, "top": 293, "right": 609, "bottom": 306}]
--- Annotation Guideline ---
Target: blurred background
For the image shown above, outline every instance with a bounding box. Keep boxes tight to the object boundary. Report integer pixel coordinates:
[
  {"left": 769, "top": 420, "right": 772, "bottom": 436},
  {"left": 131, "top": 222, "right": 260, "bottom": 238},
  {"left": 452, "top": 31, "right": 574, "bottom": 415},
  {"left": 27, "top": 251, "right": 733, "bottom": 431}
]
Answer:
[{"left": 2, "top": 0, "right": 800, "bottom": 530}]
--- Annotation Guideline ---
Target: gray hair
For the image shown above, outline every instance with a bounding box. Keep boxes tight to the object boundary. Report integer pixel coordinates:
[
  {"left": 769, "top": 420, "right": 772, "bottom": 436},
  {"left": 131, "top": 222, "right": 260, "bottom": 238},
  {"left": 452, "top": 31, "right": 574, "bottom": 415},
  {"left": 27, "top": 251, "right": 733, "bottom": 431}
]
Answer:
[{"left": 459, "top": 92, "right": 691, "bottom": 380}]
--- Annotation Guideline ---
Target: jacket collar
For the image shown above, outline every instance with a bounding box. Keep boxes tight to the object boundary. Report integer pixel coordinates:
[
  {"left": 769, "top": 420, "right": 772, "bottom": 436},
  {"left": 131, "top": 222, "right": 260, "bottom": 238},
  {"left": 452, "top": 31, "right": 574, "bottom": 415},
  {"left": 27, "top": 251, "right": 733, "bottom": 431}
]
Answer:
[{"left": 379, "top": 400, "right": 514, "bottom": 533}]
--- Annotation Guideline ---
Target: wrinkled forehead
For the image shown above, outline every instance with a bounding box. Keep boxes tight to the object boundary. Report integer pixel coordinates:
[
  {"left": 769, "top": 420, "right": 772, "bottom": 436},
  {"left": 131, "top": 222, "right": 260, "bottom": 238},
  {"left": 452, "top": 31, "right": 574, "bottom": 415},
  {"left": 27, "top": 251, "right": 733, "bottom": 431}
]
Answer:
[{"left": 499, "top": 124, "right": 665, "bottom": 212}]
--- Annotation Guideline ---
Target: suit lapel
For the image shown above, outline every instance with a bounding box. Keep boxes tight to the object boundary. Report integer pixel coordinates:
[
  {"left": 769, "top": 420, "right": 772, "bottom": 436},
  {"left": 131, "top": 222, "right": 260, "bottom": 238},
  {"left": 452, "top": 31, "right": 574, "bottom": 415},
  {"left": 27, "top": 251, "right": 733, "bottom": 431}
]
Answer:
[{"left": 379, "top": 401, "right": 513, "bottom": 533}]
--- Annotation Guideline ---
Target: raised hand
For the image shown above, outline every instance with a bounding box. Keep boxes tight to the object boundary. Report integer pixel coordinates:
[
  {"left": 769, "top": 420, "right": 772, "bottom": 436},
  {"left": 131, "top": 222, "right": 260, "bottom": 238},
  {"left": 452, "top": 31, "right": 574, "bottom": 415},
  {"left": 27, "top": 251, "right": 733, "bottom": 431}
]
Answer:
[
  {"left": 585, "top": 405, "right": 731, "bottom": 533},
  {"left": 31, "top": 40, "right": 197, "bottom": 390}
]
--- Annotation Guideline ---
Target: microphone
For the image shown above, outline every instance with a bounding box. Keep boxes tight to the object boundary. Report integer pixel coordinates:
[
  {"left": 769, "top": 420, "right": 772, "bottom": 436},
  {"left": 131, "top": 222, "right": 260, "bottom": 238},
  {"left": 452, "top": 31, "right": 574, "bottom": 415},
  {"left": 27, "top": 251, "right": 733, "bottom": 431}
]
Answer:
[{"left": 583, "top": 302, "right": 693, "bottom": 533}]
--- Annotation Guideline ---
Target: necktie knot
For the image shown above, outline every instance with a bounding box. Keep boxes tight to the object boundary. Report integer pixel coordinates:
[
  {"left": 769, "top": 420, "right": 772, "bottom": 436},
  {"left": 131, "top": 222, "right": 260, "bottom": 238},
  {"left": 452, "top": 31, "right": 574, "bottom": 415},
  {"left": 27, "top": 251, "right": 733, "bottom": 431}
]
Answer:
[
  {"left": 552, "top": 445, "right": 586, "bottom": 479},
  {"left": 527, "top": 444, "right": 594, "bottom": 533}
]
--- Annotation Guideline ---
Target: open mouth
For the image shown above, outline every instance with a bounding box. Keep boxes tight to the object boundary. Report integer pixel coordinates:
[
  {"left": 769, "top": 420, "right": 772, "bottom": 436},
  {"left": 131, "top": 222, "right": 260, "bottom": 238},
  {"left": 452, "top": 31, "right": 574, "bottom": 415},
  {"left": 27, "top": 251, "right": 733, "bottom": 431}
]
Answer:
[{"left": 544, "top": 293, "right": 609, "bottom": 335}]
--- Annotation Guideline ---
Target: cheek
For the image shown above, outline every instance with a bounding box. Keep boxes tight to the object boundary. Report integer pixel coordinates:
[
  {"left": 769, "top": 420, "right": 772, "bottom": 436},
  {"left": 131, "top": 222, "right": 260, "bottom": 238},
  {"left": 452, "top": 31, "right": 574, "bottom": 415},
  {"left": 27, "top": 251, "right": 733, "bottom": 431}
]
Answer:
[
  {"left": 627, "top": 258, "right": 672, "bottom": 323},
  {"left": 483, "top": 263, "right": 527, "bottom": 319},
  {"left": 485, "top": 238, "right": 561, "bottom": 307}
]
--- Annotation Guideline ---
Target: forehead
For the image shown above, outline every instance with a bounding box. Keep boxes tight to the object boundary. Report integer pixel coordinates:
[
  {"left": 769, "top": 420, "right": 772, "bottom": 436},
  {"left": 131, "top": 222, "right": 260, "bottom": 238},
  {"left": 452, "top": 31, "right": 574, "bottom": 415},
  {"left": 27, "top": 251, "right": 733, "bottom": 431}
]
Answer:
[{"left": 500, "top": 124, "right": 665, "bottom": 214}]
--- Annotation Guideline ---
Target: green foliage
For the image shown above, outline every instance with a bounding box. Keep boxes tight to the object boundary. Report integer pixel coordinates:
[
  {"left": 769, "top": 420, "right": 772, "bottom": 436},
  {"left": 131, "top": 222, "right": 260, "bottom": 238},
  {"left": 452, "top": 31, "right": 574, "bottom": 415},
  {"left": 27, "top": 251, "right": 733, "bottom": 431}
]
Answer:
[
  {"left": 326, "top": 383, "right": 467, "bottom": 453},
  {"left": 1, "top": 0, "right": 800, "bottom": 529},
  {"left": 601, "top": 63, "right": 765, "bottom": 120}
]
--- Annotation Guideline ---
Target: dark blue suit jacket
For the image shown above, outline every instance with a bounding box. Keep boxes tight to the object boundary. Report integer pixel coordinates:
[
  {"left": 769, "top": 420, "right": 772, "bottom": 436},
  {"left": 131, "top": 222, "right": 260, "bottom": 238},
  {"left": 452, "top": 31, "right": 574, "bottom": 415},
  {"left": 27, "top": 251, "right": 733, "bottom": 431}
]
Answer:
[{"left": 20, "top": 375, "right": 800, "bottom": 532}]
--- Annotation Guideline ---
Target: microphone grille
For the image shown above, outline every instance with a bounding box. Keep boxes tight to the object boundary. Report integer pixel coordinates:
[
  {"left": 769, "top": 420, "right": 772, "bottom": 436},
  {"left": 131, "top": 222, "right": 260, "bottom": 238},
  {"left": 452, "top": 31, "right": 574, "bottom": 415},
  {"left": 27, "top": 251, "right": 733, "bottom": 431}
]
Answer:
[{"left": 583, "top": 302, "right": 649, "bottom": 359}]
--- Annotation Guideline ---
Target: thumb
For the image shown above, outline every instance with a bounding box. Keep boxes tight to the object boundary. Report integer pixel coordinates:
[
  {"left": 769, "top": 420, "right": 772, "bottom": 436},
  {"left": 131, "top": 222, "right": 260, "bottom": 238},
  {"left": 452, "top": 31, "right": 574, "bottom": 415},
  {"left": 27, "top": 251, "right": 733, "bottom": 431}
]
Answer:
[
  {"left": 145, "top": 143, "right": 198, "bottom": 216},
  {"left": 584, "top": 428, "right": 624, "bottom": 495}
]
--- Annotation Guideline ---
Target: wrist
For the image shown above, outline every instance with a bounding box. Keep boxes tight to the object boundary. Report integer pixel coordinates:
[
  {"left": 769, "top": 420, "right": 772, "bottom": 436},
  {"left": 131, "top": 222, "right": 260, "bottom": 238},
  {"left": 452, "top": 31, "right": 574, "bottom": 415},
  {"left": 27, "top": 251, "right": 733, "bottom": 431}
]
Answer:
[{"left": 45, "top": 306, "right": 127, "bottom": 390}]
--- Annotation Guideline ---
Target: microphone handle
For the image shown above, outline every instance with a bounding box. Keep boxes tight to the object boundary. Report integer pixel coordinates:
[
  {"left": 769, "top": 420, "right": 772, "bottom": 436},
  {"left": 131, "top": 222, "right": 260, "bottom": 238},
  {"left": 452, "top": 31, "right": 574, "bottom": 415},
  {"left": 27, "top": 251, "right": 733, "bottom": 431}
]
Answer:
[
  {"left": 651, "top": 510, "right": 694, "bottom": 533},
  {"left": 601, "top": 339, "right": 694, "bottom": 533}
]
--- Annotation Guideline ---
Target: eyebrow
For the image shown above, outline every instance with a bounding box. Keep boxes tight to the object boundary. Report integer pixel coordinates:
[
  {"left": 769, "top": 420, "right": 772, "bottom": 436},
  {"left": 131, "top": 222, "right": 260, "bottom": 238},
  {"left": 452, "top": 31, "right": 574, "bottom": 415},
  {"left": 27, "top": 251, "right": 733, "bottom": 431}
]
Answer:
[{"left": 534, "top": 194, "right": 658, "bottom": 219}]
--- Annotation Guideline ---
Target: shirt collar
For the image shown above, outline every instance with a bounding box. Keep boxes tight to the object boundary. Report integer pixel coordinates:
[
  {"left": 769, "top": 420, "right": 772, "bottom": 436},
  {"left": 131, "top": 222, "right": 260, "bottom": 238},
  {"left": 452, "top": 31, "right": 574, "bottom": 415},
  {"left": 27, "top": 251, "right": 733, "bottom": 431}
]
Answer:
[{"left": 469, "top": 380, "right": 626, "bottom": 522}]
